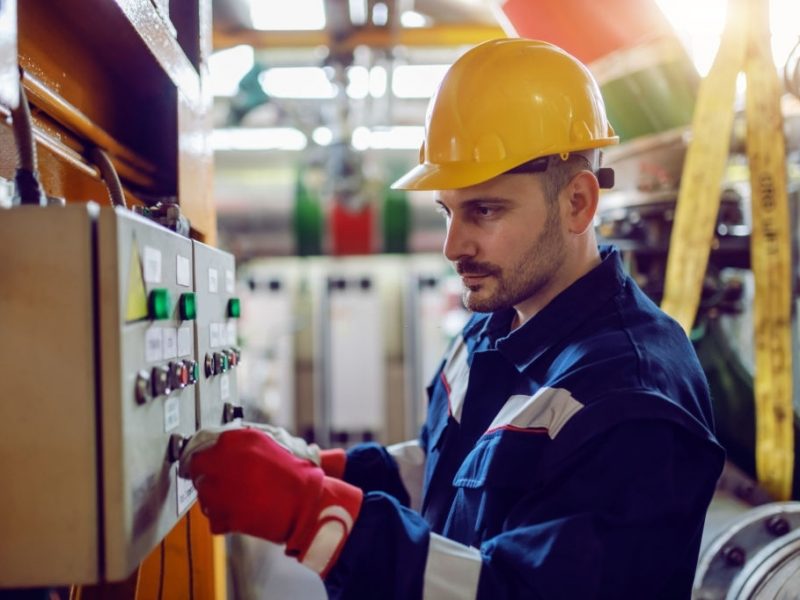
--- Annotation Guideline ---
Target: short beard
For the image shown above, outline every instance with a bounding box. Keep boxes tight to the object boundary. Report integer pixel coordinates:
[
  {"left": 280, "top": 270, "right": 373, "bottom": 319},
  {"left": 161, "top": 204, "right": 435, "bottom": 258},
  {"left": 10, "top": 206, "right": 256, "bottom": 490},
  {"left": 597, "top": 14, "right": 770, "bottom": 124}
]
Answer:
[{"left": 459, "top": 203, "right": 565, "bottom": 313}]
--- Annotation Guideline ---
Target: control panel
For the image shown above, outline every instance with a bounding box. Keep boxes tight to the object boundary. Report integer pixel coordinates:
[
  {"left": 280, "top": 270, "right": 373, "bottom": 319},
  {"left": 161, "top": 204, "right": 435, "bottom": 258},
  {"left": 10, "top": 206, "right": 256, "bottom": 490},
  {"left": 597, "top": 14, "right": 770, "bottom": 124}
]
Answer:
[
  {"left": 192, "top": 240, "right": 242, "bottom": 428},
  {"left": 0, "top": 203, "right": 202, "bottom": 585},
  {"left": 97, "top": 206, "right": 199, "bottom": 580}
]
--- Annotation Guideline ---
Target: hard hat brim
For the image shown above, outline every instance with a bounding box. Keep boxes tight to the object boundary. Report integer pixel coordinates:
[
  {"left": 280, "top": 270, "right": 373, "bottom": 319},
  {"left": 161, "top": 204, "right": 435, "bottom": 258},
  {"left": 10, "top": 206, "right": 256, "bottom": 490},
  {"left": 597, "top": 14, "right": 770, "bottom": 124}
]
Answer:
[
  {"left": 391, "top": 159, "right": 518, "bottom": 191},
  {"left": 391, "top": 138, "right": 619, "bottom": 191}
]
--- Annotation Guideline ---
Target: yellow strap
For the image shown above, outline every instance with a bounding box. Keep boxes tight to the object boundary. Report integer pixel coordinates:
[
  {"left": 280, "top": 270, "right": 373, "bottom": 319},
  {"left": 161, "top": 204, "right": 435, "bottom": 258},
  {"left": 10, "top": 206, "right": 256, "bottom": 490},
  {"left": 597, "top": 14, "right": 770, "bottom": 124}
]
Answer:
[
  {"left": 745, "top": 0, "right": 794, "bottom": 500},
  {"left": 661, "top": 0, "right": 793, "bottom": 499},
  {"left": 660, "top": 0, "right": 747, "bottom": 332}
]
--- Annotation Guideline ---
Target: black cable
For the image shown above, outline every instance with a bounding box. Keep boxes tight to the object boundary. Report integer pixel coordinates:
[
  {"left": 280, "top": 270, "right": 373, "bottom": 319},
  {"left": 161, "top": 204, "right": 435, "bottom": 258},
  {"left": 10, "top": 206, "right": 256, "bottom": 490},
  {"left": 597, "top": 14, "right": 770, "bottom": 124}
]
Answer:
[
  {"left": 89, "top": 146, "right": 127, "bottom": 209},
  {"left": 10, "top": 79, "right": 36, "bottom": 173},
  {"left": 9, "top": 77, "right": 46, "bottom": 206},
  {"left": 158, "top": 540, "right": 165, "bottom": 600},
  {"left": 186, "top": 510, "right": 195, "bottom": 600}
]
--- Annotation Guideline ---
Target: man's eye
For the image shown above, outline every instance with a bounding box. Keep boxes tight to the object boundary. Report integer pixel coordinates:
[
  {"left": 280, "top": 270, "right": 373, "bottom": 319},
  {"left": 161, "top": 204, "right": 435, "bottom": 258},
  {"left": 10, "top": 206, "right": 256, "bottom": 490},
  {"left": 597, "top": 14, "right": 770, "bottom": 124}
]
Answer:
[{"left": 475, "top": 206, "right": 495, "bottom": 217}]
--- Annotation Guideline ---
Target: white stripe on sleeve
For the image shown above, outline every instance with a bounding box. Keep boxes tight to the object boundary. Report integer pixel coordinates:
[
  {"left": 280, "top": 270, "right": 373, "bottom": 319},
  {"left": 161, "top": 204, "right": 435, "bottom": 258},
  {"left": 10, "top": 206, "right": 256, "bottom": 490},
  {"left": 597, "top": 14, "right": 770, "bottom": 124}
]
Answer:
[
  {"left": 387, "top": 439, "right": 426, "bottom": 512},
  {"left": 422, "top": 533, "right": 482, "bottom": 600}
]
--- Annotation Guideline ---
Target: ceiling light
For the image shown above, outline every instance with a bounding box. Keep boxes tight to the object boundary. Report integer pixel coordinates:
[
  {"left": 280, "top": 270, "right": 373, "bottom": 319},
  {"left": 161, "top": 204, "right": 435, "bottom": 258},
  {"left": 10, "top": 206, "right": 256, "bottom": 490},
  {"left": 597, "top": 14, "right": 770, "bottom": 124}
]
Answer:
[
  {"left": 392, "top": 65, "right": 450, "bottom": 98},
  {"left": 259, "top": 67, "right": 336, "bottom": 99},
  {"left": 211, "top": 128, "right": 308, "bottom": 151},
  {"left": 250, "top": 0, "right": 326, "bottom": 31},
  {"left": 351, "top": 126, "right": 424, "bottom": 150},
  {"left": 312, "top": 127, "right": 333, "bottom": 146},
  {"left": 400, "top": 11, "right": 429, "bottom": 28},
  {"left": 372, "top": 2, "right": 389, "bottom": 26},
  {"left": 349, "top": 0, "right": 368, "bottom": 25},
  {"left": 346, "top": 66, "right": 369, "bottom": 99},
  {"left": 209, "top": 45, "right": 255, "bottom": 97},
  {"left": 369, "top": 66, "right": 387, "bottom": 98}
]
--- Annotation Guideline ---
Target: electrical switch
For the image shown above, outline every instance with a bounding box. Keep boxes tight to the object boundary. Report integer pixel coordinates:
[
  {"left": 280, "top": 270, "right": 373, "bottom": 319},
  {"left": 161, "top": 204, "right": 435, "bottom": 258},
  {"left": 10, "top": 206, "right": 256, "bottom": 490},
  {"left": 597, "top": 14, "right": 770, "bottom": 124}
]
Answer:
[
  {"left": 184, "top": 359, "right": 198, "bottom": 384},
  {"left": 179, "top": 292, "right": 197, "bottom": 320},
  {"left": 169, "top": 361, "right": 188, "bottom": 390},
  {"left": 168, "top": 433, "right": 189, "bottom": 463},
  {"left": 148, "top": 288, "right": 171, "bottom": 320},
  {"left": 151, "top": 365, "right": 171, "bottom": 397},
  {"left": 204, "top": 353, "right": 214, "bottom": 378},
  {"left": 135, "top": 370, "right": 151, "bottom": 404},
  {"left": 227, "top": 297, "right": 241, "bottom": 319},
  {"left": 213, "top": 351, "right": 225, "bottom": 375},
  {"left": 223, "top": 402, "right": 245, "bottom": 423}
]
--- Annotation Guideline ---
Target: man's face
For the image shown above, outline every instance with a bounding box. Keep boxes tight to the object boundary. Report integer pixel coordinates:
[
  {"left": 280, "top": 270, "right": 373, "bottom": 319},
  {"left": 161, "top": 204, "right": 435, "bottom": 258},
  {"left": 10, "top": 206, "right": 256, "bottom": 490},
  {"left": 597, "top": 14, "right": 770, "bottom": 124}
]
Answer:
[{"left": 435, "top": 173, "right": 567, "bottom": 314}]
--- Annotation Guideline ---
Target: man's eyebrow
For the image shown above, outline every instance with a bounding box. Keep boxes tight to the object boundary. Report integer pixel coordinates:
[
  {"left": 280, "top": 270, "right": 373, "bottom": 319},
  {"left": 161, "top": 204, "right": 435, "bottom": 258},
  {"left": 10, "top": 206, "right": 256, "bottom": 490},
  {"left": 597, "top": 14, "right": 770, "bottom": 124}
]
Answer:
[
  {"left": 460, "top": 197, "right": 514, "bottom": 207},
  {"left": 435, "top": 196, "right": 514, "bottom": 211}
]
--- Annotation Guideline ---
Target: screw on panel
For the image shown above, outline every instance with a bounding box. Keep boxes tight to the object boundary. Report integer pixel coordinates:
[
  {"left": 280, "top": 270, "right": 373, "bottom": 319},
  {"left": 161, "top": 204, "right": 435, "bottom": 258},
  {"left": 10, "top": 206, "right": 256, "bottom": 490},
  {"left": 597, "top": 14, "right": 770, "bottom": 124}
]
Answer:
[
  {"left": 721, "top": 545, "right": 746, "bottom": 567},
  {"left": 766, "top": 515, "right": 791, "bottom": 536}
]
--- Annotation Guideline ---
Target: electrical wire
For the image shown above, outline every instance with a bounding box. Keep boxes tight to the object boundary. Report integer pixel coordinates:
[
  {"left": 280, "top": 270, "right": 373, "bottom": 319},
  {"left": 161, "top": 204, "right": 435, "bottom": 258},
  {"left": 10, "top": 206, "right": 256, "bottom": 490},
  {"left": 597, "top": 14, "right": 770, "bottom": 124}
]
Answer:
[
  {"left": 89, "top": 146, "right": 128, "bottom": 209},
  {"left": 9, "top": 77, "right": 47, "bottom": 206},
  {"left": 186, "top": 510, "right": 195, "bottom": 600},
  {"left": 158, "top": 540, "right": 165, "bottom": 600},
  {"left": 10, "top": 80, "right": 35, "bottom": 173}
]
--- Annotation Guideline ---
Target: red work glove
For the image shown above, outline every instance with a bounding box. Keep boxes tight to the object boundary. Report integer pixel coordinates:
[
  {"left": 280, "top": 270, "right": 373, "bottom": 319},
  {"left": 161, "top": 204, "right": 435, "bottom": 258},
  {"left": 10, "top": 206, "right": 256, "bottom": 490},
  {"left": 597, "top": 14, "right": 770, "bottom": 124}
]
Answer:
[
  {"left": 180, "top": 427, "right": 362, "bottom": 577},
  {"left": 239, "top": 421, "right": 347, "bottom": 478}
]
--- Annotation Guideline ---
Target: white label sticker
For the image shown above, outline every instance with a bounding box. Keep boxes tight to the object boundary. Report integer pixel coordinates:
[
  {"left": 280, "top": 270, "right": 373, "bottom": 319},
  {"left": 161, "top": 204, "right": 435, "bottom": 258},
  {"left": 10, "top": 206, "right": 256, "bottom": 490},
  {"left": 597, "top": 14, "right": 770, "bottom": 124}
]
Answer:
[
  {"left": 162, "top": 328, "right": 177, "bottom": 359},
  {"left": 176, "top": 466, "right": 197, "bottom": 514},
  {"left": 220, "top": 374, "right": 230, "bottom": 400},
  {"left": 227, "top": 322, "right": 237, "bottom": 346},
  {"left": 164, "top": 396, "right": 180, "bottom": 432},
  {"left": 178, "top": 326, "right": 192, "bottom": 357},
  {"left": 208, "top": 268, "right": 219, "bottom": 293},
  {"left": 145, "top": 327, "right": 163, "bottom": 363},
  {"left": 176, "top": 255, "right": 191, "bottom": 287},
  {"left": 143, "top": 246, "right": 162, "bottom": 284},
  {"left": 225, "top": 270, "right": 235, "bottom": 294},
  {"left": 210, "top": 323, "right": 220, "bottom": 348}
]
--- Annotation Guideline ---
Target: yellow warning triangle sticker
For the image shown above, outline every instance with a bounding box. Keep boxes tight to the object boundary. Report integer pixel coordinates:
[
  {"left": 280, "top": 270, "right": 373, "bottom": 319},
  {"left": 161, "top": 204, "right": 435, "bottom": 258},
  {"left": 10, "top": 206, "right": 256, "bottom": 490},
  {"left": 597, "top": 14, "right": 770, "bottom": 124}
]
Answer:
[{"left": 125, "top": 239, "right": 149, "bottom": 322}]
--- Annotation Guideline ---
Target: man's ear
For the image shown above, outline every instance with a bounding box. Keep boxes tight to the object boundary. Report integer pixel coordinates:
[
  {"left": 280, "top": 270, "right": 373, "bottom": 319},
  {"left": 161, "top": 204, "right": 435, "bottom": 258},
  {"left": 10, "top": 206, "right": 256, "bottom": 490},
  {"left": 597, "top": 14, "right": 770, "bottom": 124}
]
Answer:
[{"left": 564, "top": 171, "right": 599, "bottom": 234}]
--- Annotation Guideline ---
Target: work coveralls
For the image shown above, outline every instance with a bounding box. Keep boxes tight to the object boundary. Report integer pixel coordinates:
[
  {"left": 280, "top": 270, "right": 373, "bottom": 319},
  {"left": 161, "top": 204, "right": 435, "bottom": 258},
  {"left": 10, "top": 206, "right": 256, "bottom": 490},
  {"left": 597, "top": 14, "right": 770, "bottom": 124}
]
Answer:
[{"left": 326, "top": 246, "right": 725, "bottom": 599}]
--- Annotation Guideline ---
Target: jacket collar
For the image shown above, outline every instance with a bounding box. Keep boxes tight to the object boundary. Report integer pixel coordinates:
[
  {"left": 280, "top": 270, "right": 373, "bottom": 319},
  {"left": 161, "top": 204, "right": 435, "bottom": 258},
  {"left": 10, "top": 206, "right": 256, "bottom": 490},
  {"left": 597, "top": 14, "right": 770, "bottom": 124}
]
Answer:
[{"left": 478, "top": 245, "right": 626, "bottom": 371}]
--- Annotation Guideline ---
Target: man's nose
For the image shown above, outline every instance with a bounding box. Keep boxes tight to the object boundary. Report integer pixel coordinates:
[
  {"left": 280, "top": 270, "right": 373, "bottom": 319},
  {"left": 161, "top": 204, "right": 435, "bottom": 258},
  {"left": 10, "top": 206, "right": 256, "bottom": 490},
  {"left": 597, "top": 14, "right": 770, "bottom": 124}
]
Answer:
[{"left": 443, "top": 217, "right": 477, "bottom": 263}]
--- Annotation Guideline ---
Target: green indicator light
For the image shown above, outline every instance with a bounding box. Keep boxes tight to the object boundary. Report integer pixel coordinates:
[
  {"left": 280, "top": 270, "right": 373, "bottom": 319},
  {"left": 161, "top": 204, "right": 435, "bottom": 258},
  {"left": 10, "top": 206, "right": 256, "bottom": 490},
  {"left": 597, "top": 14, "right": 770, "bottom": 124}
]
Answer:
[
  {"left": 228, "top": 297, "right": 241, "bottom": 319},
  {"left": 191, "top": 361, "right": 199, "bottom": 382},
  {"left": 221, "top": 353, "right": 230, "bottom": 371},
  {"left": 180, "top": 292, "right": 197, "bottom": 320},
  {"left": 148, "top": 288, "right": 171, "bottom": 320}
]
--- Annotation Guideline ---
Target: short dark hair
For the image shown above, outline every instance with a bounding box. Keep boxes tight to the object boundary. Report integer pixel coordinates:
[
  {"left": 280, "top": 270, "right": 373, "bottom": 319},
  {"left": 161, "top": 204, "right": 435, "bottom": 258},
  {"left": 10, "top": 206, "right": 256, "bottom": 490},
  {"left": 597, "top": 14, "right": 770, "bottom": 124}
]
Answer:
[
  {"left": 505, "top": 153, "right": 592, "bottom": 205},
  {"left": 540, "top": 154, "right": 591, "bottom": 205}
]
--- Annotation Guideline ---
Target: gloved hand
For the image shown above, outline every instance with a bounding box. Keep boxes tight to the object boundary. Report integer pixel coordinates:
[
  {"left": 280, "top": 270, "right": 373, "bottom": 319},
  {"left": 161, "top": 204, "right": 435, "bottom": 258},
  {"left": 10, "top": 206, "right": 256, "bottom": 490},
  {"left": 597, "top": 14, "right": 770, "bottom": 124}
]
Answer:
[
  {"left": 241, "top": 421, "right": 347, "bottom": 478},
  {"left": 179, "top": 426, "right": 362, "bottom": 577}
]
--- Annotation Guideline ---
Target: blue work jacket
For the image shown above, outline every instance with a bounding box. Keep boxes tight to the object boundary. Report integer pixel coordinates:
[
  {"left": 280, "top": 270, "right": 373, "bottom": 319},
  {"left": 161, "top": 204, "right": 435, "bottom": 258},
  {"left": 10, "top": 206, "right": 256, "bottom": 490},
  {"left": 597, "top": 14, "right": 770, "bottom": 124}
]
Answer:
[{"left": 326, "top": 246, "right": 725, "bottom": 599}]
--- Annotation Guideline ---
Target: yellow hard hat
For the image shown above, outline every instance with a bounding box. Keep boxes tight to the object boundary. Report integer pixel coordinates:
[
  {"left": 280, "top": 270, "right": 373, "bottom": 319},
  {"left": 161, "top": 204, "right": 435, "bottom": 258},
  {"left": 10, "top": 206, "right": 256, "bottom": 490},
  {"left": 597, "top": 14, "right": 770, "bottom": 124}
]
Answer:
[{"left": 392, "top": 38, "right": 618, "bottom": 190}]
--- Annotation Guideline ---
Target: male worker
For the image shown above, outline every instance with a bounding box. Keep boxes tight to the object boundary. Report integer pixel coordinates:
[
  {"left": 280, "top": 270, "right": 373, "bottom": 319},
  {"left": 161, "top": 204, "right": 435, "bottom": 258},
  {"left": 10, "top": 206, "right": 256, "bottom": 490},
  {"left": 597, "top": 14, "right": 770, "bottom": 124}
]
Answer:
[{"left": 180, "top": 39, "right": 724, "bottom": 598}]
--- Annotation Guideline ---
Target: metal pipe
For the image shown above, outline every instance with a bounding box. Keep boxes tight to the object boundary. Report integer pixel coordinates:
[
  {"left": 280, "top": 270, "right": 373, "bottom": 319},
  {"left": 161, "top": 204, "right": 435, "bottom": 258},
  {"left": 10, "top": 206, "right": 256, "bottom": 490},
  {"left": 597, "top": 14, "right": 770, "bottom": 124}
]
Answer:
[{"left": 20, "top": 70, "right": 157, "bottom": 177}]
